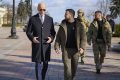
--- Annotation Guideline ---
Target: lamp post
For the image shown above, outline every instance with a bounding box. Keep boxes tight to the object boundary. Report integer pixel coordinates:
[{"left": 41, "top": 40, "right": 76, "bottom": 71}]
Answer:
[
  {"left": 8, "top": 0, "right": 18, "bottom": 39},
  {"left": 30, "top": 0, "right": 32, "bottom": 17},
  {"left": 29, "top": 0, "right": 32, "bottom": 17}
]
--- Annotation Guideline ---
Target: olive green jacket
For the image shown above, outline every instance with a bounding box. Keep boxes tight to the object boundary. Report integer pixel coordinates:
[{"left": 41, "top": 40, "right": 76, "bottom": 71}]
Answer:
[
  {"left": 77, "top": 16, "right": 90, "bottom": 32},
  {"left": 54, "top": 19, "right": 86, "bottom": 51},
  {"left": 87, "top": 18, "right": 112, "bottom": 46}
]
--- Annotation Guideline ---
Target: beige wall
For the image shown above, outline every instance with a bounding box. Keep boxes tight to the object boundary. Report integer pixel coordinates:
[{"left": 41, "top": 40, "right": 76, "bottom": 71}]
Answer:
[{"left": 0, "top": 7, "right": 7, "bottom": 26}]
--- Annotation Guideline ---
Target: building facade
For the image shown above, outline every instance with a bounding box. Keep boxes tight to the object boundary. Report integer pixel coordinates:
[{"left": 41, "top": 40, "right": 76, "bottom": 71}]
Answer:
[{"left": 0, "top": 7, "right": 7, "bottom": 26}]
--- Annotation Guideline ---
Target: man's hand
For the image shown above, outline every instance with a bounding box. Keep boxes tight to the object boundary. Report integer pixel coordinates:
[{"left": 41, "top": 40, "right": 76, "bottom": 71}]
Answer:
[
  {"left": 33, "top": 37, "right": 40, "bottom": 43},
  {"left": 55, "top": 49, "right": 61, "bottom": 54},
  {"left": 79, "top": 48, "right": 84, "bottom": 54},
  {"left": 46, "top": 37, "right": 52, "bottom": 43}
]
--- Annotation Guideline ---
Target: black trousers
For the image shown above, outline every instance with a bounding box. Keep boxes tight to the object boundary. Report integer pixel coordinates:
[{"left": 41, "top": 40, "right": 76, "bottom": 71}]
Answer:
[{"left": 35, "top": 61, "right": 48, "bottom": 80}]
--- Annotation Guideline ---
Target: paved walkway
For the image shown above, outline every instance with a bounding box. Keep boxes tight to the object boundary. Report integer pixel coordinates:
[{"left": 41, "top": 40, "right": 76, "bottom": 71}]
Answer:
[{"left": 0, "top": 27, "right": 120, "bottom": 80}]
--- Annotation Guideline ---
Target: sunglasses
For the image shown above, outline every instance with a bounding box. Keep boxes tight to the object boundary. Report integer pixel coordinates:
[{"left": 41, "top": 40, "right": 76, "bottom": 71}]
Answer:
[{"left": 39, "top": 9, "right": 46, "bottom": 11}]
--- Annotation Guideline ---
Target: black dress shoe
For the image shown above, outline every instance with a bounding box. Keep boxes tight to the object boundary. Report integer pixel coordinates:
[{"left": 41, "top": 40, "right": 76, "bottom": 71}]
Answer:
[
  {"left": 96, "top": 69, "right": 101, "bottom": 74},
  {"left": 81, "top": 59, "right": 84, "bottom": 64}
]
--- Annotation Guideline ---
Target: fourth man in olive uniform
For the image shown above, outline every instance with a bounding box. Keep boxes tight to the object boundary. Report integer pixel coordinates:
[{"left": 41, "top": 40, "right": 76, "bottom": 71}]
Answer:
[{"left": 87, "top": 11, "right": 112, "bottom": 74}]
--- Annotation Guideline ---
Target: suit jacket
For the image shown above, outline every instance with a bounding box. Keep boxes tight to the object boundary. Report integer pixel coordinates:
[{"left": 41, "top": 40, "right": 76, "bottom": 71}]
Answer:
[
  {"left": 54, "top": 19, "right": 86, "bottom": 53},
  {"left": 26, "top": 14, "right": 56, "bottom": 62}
]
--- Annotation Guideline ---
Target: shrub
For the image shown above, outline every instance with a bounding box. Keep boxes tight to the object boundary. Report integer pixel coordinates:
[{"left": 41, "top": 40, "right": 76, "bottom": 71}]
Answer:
[
  {"left": 2, "top": 23, "right": 24, "bottom": 28},
  {"left": 113, "top": 24, "right": 120, "bottom": 37},
  {"left": 2, "top": 23, "right": 12, "bottom": 27}
]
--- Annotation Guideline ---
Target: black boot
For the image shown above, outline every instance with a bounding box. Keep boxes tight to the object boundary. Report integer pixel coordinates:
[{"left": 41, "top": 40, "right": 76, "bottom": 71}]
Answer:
[
  {"left": 81, "top": 58, "right": 84, "bottom": 64},
  {"left": 96, "top": 69, "right": 101, "bottom": 74}
]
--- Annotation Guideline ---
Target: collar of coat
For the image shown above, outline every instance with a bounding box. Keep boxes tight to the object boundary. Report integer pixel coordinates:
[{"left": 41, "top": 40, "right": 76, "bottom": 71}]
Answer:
[
  {"left": 59, "top": 19, "right": 77, "bottom": 27},
  {"left": 59, "top": 19, "right": 78, "bottom": 42},
  {"left": 59, "top": 20, "right": 68, "bottom": 40},
  {"left": 92, "top": 18, "right": 110, "bottom": 29}
]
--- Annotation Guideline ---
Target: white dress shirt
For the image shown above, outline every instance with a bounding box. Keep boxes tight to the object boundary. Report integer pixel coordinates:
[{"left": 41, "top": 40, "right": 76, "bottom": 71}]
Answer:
[{"left": 39, "top": 14, "right": 45, "bottom": 24}]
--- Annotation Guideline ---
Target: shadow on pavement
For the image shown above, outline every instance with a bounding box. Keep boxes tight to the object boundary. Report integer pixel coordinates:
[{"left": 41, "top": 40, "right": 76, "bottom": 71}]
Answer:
[
  {"left": 5, "top": 54, "right": 31, "bottom": 59},
  {"left": 0, "top": 58, "right": 120, "bottom": 80},
  {"left": 0, "top": 59, "right": 35, "bottom": 80}
]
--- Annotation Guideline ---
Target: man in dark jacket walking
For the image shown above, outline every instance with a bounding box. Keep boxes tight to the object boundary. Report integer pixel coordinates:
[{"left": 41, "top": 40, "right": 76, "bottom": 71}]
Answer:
[
  {"left": 54, "top": 9, "right": 86, "bottom": 80},
  {"left": 26, "top": 2, "right": 56, "bottom": 80}
]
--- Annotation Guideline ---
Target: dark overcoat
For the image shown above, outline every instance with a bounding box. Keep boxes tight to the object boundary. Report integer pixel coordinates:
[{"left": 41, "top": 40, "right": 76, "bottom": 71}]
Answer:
[{"left": 26, "top": 14, "right": 56, "bottom": 62}]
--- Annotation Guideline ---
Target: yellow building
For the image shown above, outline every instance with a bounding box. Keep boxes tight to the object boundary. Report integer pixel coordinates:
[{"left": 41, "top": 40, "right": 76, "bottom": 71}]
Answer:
[{"left": 0, "top": 7, "right": 7, "bottom": 26}]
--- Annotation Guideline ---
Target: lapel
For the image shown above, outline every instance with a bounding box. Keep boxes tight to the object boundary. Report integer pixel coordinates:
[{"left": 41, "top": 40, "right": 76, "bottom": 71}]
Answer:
[
  {"left": 36, "top": 14, "right": 43, "bottom": 26},
  {"left": 75, "top": 20, "right": 78, "bottom": 42},
  {"left": 35, "top": 14, "right": 48, "bottom": 26},
  {"left": 75, "top": 20, "right": 80, "bottom": 49},
  {"left": 93, "top": 20, "right": 106, "bottom": 31},
  {"left": 43, "top": 15, "right": 48, "bottom": 26},
  {"left": 60, "top": 22, "right": 67, "bottom": 42},
  {"left": 93, "top": 20, "right": 98, "bottom": 29}
]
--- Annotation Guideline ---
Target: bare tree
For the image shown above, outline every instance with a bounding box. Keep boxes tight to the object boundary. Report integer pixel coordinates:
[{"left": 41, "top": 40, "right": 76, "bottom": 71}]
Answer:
[{"left": 97, "top": 0, "right": 110, "bottom": 16}]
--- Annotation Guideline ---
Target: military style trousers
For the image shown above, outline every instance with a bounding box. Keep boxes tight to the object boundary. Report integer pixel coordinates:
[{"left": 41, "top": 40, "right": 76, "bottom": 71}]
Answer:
[
  {"left": 62, "top": 48, "right": 79, "bottom": 80},
  {"left": 80, "top": 35, "right": 87, "bottom": 62},
  {"left": 93, "top": 39, "right": 106, "bottom": 69}
]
